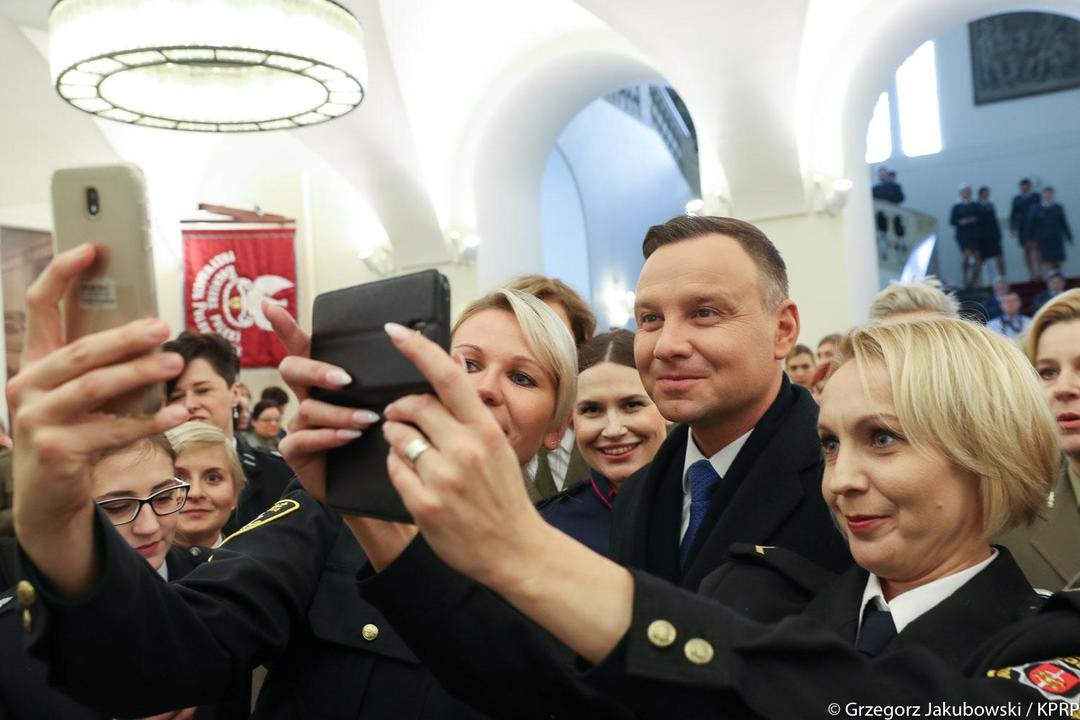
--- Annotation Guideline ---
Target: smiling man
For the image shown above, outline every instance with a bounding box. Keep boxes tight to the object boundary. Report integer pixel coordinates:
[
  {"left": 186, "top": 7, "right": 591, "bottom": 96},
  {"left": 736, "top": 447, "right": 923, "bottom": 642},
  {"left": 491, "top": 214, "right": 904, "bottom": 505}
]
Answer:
[{"left": 610, "top": 216, "right": 850, "bottom": 588}]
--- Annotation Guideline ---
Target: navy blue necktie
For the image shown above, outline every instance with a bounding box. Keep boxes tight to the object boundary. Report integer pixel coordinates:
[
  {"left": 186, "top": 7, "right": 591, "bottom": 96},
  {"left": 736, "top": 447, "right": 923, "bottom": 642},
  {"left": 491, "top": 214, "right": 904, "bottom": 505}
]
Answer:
[
  {"left": 679, "top": 459, "right": 721, "bottom": 569},
  {"left": 855, "top": 604, "right": 897, "bottom": 658}
]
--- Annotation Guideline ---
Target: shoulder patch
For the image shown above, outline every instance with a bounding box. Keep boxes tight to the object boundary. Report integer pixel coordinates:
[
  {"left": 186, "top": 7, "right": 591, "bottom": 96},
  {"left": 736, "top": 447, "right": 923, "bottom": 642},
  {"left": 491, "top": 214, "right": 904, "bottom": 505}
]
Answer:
[
  {"left": 988, "top": 656, "right": 1080, "bottom": 703},
  {"left": 220, "top": 498, "right": 301, "bottom": 545}
]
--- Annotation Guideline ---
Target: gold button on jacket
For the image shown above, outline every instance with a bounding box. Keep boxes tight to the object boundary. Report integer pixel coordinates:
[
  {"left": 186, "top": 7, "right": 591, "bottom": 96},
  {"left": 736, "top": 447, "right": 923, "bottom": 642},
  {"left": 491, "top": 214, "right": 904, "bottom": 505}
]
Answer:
[
  {"left": 684, "top": 638, "right": 714, "bottom": 665},
  {"left": 361, "top": 624, "right": 380, "bottom": 642},
  {"left": 15, "top": 581, "right": 35, "bottom": 608},
  {"left": 646, "top": 619, "right": 677, "bottom": 648}
]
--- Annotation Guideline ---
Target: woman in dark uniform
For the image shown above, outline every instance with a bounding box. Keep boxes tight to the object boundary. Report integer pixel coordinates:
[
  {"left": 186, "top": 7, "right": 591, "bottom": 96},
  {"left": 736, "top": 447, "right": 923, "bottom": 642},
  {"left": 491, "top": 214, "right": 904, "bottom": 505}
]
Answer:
[
  {"left": 1025, "top": 186, "right": 1074, "bottom": 275},
  {"left": 8, "top": 244, "right": 578, "bottom": 719},
  {"left": 355, "top": 317, "right": 1078, "bottom": 717},
  {"left": 540, "top": 330, "right": 668, "bottom": 556},
  {"left": 0, "top": 435, "right": 231, "bottom": 719}
]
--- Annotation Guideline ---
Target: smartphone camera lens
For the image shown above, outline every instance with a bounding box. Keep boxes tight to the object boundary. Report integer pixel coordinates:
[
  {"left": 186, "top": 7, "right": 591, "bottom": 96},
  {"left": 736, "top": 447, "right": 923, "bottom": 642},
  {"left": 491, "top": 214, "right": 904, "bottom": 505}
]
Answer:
[{"left": 86, "top": 187, "right": 100, "bottom": 216}]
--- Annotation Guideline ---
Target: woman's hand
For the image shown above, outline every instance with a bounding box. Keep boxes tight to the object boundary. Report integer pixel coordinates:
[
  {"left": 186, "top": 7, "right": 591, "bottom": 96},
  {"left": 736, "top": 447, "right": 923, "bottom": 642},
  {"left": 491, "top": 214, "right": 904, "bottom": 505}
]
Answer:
[
  {"left": 9, "top": 245, "right": 191, "bottom": 597},
  {"left": 379, "top": 323, "right": 549, "bottom": 590},
  {"left": 264, "top": 304, "right": 416, "bottom": 567},
  {"left": 264, "top": 302, "right": 378, "bottom": 502},
  {"left": 380, "top": 323, "right": 635, "bottom": 663}
]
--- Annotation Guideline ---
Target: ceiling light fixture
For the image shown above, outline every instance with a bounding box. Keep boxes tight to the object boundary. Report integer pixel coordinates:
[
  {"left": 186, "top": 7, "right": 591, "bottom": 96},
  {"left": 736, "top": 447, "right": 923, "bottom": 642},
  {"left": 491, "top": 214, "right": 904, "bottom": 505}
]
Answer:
[{"left": 49, "top": 0, "right": 367, "bottom": 132}]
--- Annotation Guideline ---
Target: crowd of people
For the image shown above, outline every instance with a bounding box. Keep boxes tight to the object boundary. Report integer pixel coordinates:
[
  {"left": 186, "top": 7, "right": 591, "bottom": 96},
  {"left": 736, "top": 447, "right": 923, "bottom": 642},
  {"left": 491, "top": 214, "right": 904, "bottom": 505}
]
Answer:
[
  {"left": 2, "top": 215, "right": 1079, "bottom": 719},
  {"left": 951, "top": 178, "right": 1073, "bottom": 288}
]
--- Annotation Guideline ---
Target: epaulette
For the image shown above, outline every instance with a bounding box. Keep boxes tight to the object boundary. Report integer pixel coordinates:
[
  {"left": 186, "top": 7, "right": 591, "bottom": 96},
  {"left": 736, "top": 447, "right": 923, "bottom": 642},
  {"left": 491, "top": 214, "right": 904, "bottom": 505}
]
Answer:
[
  {"left": 1043, "top": 586, "right": 1080, "bottom": 613},
  {"left": 723, "top": 542, "right": 839, "bottom": 595},
  {"left": 536, "top": 480, "right": 589, "bottom": 510}
]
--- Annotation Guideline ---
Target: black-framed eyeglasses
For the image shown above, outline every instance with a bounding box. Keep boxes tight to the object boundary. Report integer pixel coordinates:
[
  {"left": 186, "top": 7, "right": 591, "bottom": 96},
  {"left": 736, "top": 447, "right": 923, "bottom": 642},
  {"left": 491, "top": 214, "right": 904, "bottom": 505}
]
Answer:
[{"left": 94, "top": 480, "right": 191, "bottom": 527}]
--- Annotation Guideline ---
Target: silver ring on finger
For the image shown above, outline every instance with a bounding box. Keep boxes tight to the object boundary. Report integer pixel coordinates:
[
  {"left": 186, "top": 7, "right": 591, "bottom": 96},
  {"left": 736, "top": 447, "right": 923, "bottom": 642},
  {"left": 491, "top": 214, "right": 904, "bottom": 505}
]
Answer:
[{"left": 402, "top": 437, "right": 432, "bottom": 464}]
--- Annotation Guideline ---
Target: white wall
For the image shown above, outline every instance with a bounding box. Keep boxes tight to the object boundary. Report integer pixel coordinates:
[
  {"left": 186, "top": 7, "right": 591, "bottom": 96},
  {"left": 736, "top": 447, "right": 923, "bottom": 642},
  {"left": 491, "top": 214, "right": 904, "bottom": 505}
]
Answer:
[
  {"left": 881, "top": 21, "right": 1080, "bottom": 285},
  {"left": 542, "top": 98, "right": 693, "bottom": 330},
  {"left": 540, "top": 147, "right": 591, "bottom": 301}
]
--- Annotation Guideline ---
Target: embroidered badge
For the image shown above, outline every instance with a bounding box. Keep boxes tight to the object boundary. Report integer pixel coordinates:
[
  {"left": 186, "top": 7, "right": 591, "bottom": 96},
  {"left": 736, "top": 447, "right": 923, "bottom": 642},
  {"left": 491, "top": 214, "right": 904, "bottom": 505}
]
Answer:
[
  {"left": 991, "top": 657, "right": 1080, "bottom": 702},
  {"left": 220, "top": 499, "right": 301, "bottom": 545}
]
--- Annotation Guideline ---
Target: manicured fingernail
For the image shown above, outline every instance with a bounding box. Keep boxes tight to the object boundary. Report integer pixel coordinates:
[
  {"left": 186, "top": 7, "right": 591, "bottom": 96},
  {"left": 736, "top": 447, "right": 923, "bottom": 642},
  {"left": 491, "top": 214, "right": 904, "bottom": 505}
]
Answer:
[
  {"left": 383, "top": 402, "right": 396, "bottom": 417},
  {"left": 336, "top": 429, "right": 363, "bottom": 440},
  {"left": 326, "top": 369, "right": 352, "bottom": 386},
  {"left": 384, "top": 322, "right": 410, "bottom": 342},
  {"left": 353, "top": 409, "right": 379, "bottom": 424}
]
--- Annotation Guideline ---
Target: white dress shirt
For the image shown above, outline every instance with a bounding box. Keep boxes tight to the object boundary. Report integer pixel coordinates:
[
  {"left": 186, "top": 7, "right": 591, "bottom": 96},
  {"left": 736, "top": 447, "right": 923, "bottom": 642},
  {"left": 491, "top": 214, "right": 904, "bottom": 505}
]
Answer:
[
  {"left": 858, "top": 549, "right": 998, "bottom": 635},
  {"left": 524, "top": 429, "right": 576, "bottom": 492},
  {"left": 679, "top": 429, "right": 752, "bottom": 541}
]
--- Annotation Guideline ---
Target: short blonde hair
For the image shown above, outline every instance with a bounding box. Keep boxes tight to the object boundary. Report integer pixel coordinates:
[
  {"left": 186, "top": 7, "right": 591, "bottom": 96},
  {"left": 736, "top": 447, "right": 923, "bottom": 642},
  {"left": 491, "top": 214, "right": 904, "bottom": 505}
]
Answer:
[
  {"left": 867, "top": 277, "right": 960, "bottom": 320},
  {"left": 1024, "top": 288, "right": 1080, "bottom": 363},
  {"left": 165, "top": 421, "right": 246, "bottom": 494},
  {"left": 837, "top": 318, "right": 1058, "bottom": 537},
  {"left": 452, "top": 289, "right": 577, "bottom": 428}
]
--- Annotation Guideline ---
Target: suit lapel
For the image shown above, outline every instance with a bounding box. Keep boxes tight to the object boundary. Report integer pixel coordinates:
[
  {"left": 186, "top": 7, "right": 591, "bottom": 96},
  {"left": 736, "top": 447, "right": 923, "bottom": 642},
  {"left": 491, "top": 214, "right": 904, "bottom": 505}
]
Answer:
[
  {"left": 611, "top": 425, "right": 688, "bottom": 584},
  {"left": 804, "top": 565, "right": 866, "bottom": 644},
  {"left": 683, "top": 391, "right": 819, "bottom": 587},
  {"left": 888, "top": 550, "right": 1037, "bottom": 665}
]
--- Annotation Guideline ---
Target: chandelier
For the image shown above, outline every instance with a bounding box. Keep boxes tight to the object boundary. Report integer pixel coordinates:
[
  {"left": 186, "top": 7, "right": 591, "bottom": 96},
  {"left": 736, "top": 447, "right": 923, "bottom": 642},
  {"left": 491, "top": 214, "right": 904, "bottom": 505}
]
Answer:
[{"left": 49, "top": 0, "right": 367, "bottom": 132}]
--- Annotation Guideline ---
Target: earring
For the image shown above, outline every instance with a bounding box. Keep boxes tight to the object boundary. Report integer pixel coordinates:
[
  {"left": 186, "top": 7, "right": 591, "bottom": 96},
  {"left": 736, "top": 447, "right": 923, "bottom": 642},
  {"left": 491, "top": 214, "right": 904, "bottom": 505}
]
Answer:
[{"left": 233, "top": 406, "right": 240, "bottom": 420}]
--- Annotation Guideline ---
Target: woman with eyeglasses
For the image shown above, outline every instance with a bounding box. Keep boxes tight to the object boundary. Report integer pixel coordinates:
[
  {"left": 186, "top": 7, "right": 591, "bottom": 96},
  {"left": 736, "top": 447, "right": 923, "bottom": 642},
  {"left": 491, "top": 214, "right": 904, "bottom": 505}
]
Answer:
[
  {"left": 242, "top": 400, "right": 283, "bottom": 452},
  {"left": 7, "top": 244, "right": 576, "bottom": 720},
  {"left": 0, "top": 434, "right": 227, "bottom": 719}
]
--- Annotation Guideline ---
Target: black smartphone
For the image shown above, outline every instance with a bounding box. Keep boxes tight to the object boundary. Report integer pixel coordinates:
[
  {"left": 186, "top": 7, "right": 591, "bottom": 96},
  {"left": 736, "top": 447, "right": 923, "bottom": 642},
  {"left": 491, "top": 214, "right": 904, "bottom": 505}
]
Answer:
[{"left": 310, "top": 270, "right": 451, "bottom": 521}]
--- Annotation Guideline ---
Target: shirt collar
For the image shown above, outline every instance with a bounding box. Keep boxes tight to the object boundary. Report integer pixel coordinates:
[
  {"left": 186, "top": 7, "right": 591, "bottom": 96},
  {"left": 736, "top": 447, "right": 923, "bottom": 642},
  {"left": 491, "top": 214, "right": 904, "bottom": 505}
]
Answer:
[
  {"left": 858, "top": 549, "right": 998, "bottom": 633},
  {"left": 682, "top": 427, "right": 752, "bottom": 494},
  {"left": 1066, "top": 465, "right": 1080, "bottom": 510},
  {"left": 156, "top": 557, "right": 170, "bottom": 581}
]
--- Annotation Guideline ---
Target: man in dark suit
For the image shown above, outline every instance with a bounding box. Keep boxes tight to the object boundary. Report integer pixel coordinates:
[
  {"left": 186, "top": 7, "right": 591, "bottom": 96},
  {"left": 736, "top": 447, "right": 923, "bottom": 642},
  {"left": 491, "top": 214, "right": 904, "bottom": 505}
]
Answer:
[
  {"left": 1010, "top": 178, "right": 1041, "bottom": 280},
  {"left": 345, "top": 216, "right": 851, "bottom": 718}
]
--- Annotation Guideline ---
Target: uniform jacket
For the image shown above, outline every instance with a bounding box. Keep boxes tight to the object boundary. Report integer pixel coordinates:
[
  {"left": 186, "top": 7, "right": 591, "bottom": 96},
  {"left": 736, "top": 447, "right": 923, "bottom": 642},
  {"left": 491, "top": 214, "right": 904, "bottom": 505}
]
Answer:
[
  {"left": 610, "top": 376, "right": 851, "bottom": 590},
  {"left": 539, "top": 471, "right": 617, "bottom": 557},
  {"left": 586, "top": 549, "right": 1079, "bottom": 720},
  {"left": 977, "top": 201, "right": 1003, "bottom": 257},
  {"left": 1011, "top": 192, "right": 1040, "bottom": 238},
  {"left": 356, "top": 378, "right": 851, "bottom": 719},
  {"left": 228, "top": 434, "right": 294, "bottom": 532},
  {"left": 0, "top": 542, "right": 226, "bottom": 720},
  {"left": 950, "top": 201, "right": 981, "bottom": 250},
  {"left": 996, "top": 469, "right": 1080, "bottom": 592},
  {"left": 1026, "top": 203, "right": 1073, "bottom": 263},
  {"left": 16, "top": 486, "right": 487, "bottom": 720}
]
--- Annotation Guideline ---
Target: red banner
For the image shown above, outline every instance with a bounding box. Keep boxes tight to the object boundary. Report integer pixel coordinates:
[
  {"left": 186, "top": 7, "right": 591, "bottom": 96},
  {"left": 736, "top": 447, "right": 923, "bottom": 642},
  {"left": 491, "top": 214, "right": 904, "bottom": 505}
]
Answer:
[{"left": 182, "top": 227, "right": 297, "bottom": 368}]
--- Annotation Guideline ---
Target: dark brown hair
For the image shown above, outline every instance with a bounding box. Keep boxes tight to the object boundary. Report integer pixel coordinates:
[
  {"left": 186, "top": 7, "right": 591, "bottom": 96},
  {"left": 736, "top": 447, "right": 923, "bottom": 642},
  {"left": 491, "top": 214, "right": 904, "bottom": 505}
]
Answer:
[
  {"left": 251, "top": 399, "right": 281, "bottom": 422},
  {"left": 641, "top": 215, "right": 788, "bottom": 308},
  {"left": 577, "top": 329, "right": 635, "bottom": 374},
  {"left": 505, "top": 274, "right": 596, "bottom": 345},
  {"left": 163, "top": 332, "right": 239, "bottom": 396},
  {"left": 260, "top": 385, "right": 289, "bottom": 407}
]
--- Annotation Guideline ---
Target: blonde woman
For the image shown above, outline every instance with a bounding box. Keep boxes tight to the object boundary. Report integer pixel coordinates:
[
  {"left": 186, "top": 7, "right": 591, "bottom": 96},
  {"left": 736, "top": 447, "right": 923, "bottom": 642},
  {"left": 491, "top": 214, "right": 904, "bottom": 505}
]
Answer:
[
  {"left": 996, "top": 288, "right": 1080, "bottom": 590},
  {"left": 167, "top": 421, "right": 246, "bottom": 549},
  {"left": 339, "top": 317, "right": 1076, "bottom": 717}
]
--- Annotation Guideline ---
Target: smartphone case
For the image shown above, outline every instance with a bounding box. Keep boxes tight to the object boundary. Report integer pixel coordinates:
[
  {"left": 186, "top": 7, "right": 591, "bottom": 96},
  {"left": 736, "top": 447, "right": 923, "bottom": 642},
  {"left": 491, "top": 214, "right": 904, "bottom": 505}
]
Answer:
[
  {"left": 310, "top": 270, "right": 451, "bottom": 521},
  {"left": 51, "top": 163, "right": 162, "bottom": 416}
]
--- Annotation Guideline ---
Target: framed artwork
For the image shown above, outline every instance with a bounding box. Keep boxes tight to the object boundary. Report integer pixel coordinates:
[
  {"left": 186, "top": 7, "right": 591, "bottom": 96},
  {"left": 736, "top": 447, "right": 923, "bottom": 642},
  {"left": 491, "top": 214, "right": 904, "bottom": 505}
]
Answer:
[
  {"left": 1, "top": 226, "right": 53, "bottom": 380},
  {"left": 970, "top": 12, "right": 1080, "bottom": 105}
]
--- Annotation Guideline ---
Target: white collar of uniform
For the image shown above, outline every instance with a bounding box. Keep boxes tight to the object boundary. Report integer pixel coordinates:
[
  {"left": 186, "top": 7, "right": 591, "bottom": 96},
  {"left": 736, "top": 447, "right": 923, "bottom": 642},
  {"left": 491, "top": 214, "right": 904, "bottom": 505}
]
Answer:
[
  {"left": 682, "top": 427, "right": 753, "bottom": 494},
  {"left": 858, "top": 548, "right": 998, "bottom": 634},
  {"left": 156, "top": 557, "right": 169, "bottom": 581}
]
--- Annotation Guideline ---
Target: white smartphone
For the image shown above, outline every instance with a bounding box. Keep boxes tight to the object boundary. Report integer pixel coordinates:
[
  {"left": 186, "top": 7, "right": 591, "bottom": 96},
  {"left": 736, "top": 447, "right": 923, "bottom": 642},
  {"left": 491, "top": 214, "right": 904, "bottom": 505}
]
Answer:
[{"left": 51, "top": 164, "right": 162, "bottom": 416}]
